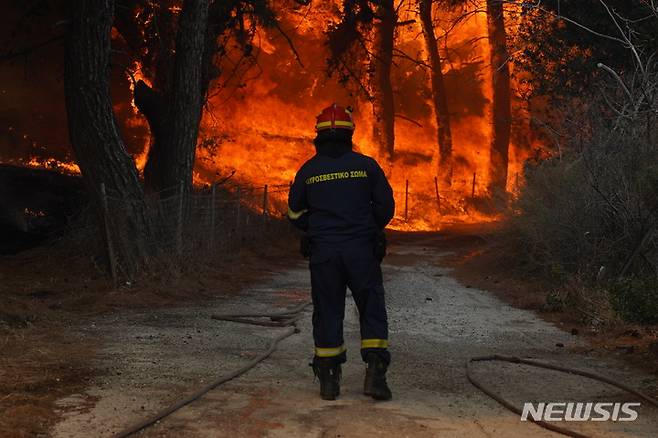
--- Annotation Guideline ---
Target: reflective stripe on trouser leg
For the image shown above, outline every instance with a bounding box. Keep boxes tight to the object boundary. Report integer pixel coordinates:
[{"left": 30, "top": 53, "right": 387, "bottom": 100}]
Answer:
[
  {"left": 342, "top": 244, "right": 390, "bottom": 364},
  {"left": 361, "top": 339, "right": 389, "bottom": 349},
  {"left": 309, "top": 246, "right": 347, "bottom": 364},
  {"left": 315, "top": 344, "right": 346, "bottom": 358}
]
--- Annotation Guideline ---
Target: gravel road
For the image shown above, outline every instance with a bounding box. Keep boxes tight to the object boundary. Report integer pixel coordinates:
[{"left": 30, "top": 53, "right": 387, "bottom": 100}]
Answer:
[{"left": 52, "top": 237, "right": 658, "bottom": 437}]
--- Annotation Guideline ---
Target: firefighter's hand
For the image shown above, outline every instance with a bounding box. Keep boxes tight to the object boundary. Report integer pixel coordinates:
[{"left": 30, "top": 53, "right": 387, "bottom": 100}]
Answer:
[
  {"left": 300, "top": 234, "right": 311, "bottom": 259},
  {"left": 374, "top": 231, "right": 387, "bottom": 262}
]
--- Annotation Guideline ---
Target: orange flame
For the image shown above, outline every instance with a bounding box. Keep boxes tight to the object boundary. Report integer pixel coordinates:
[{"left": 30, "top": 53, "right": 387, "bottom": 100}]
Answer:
[
  {"left": 191, "top": 1, "right": 538, "bottom": 230},
  {"left": 12, "top": 1, "right": 541, "bottom": 232}
]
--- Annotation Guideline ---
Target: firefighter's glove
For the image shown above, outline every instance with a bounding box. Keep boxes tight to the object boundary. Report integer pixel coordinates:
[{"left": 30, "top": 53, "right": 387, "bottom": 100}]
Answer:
[
  {"left": 374, "top": 231, "right": 387, "bottom": 262},
  {"left": 300, "top": 234, "right": 311, "bottom": 259}
]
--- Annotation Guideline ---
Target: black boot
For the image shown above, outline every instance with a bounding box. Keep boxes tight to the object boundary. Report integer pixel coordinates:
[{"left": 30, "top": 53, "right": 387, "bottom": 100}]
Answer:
[
  {"left": 312, "top": 359, "right": 341, "bottom": 400},
  {"left": 364, "top": 353, "right": 392, "bottom": 401}
]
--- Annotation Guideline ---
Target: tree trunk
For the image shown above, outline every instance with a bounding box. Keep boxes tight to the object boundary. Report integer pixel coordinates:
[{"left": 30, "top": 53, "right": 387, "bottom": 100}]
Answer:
[
  {"left": 486, "top": 0, "right": 512, "bottom": 199},
  {"left": 370, "top": 0, "right": 396, "bottom": 163},
  {"left": 64, "top": 0, "right": 150, "bottom": 276},
  {"left": 419, "top": 0, "right": 453, "bottom": 186},
  {"left": 143, "top": 0, "right": 211, "bottom": 195}
]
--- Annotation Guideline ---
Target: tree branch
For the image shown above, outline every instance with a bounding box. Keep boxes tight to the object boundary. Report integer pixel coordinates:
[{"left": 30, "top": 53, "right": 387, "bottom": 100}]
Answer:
[
  {"left": 392, "top": 48, "right": 430, "bottom": 69},
  {"left": 395, "top": 113, "right": 423, "bottom": 127},
  {"left": 597, "top": 0, "right": 645, "bottom": 75},
  {"left": 272, "top": 20, "right": 304, "bottom": 68},
  {"left": 339, "top": 57, "right": 372, "bottom": 99},
  {"left": 597, "top": 62, "right": 633, "bottom": 102},
  {"left": 396, "top": 19, "right": 416, "bottom": 26}
]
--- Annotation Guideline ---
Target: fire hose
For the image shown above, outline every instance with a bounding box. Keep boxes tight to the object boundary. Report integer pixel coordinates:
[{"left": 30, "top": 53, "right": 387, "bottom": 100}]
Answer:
[
  {"left": 111, "top": 299, "right": 657, "bottom": 438},
  {"left": 111, "top": 301, "right": 312, "bottom": 438},
  {"left": 466, "top": 355, "right": 658, "bottom": 438}
]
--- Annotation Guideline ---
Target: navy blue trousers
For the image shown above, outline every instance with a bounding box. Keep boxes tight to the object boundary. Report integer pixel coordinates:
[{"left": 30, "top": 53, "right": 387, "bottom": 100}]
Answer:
[{"left": 309, "top": 242, "right": 390, "bottom": 365}]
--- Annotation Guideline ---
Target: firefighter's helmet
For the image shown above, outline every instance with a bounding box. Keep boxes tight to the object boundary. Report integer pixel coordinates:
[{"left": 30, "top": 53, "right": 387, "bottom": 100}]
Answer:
[{"left": 315, "top": 104, "right": 355, "bottom": 132}]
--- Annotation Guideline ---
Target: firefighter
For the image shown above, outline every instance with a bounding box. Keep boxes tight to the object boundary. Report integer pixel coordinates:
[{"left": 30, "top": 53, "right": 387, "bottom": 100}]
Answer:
[{"left": 287, "top": 104, "right": 395, "bottom": 401}]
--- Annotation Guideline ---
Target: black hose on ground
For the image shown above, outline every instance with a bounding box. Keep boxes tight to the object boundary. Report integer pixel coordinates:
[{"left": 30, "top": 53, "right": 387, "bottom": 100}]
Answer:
[
  {"left": 210, "top": 301, "right": 313, "bottom": 320},
  {"left": 112, "top": 299, "right": 658, "bottom": 438},
  {"left": 466, "top": 354, "right": 658, "bottom": 438},
  {"left": 111, "top": 301, "right": 312, "bottom": 438},
  {"left": 209, "top": 302, "right": 312, "bottom": 328}
]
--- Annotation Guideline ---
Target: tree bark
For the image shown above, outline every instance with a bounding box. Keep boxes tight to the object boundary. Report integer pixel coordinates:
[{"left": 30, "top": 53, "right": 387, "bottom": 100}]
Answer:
[
  {"left": 419, "top": 0, "right": 453, "bottom": 186},
  {"left": 370, "top": 0, "right": 396, "bottom": 163},
  {"left": 143, "top": 0, "right": 211, "bottom": 195},
  {"left": 486, "top": 0, "right": 512, "bottom": 199},
  {"left": 64, "top": 0, "right": 150, "bottom": 275}
]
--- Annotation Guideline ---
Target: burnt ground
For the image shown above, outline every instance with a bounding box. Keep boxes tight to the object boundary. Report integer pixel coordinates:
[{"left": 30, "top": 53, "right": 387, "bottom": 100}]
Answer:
[
  {"left": 0, "top": 165, "right": 87, "bottom": 255},
  {"left": 2, "top": 226, "right": 658, "bottom": 437}
]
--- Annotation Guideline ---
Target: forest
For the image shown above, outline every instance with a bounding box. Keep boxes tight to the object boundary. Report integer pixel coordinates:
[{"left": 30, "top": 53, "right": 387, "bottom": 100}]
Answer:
[
  {"left": 1, "top": 1, "right": 658, "bottom": 436},
  {"left": 2, "top": 0, "right": 658, "bottom": 359}
]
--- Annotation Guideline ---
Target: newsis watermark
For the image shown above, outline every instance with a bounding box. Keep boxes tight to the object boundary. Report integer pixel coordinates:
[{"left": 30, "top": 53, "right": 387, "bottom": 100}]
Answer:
[{"left": 521, "top": 402, "right": 641, "bottom": 422}]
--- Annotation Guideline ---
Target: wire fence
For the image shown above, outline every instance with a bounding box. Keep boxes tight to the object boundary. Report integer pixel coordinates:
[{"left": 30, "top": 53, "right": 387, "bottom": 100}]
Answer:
[
  {"left": 388, "top": 172, "right": 522, "bottom": 223},
  {"left": 90, "top": 181, "right": 296, "bottom": 284},
  {"left": 59, "top": 172, "right": 521, "bottom": 284}
]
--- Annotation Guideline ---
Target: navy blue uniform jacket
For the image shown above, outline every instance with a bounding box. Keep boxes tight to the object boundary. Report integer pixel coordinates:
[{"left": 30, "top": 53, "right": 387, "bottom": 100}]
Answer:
[{"left": 287, "top": 149, "right": 395, "bottom": 244}]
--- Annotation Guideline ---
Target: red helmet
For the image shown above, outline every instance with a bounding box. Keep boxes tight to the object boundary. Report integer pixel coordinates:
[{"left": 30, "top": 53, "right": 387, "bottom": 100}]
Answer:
[{"left": 315, "top": 104, "right": 355, "bottom": 132}]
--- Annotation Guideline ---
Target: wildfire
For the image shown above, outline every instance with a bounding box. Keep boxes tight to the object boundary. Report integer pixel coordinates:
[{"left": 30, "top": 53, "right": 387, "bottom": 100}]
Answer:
[
  {"left": 24, "top": 157, "right": 80, "bottom": 175},
  {"left": 191, "top": 1, "right": 536, "bottom": 230},
  {"left": 126, "top": 61, "right": 153, "bottom": 172},
  {"left": 9, "top": 1, "right": 542, "bottom": 232}
]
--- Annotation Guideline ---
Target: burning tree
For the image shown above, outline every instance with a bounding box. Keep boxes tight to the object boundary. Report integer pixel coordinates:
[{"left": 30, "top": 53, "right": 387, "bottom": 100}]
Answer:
[
  {"left": 326, "top": 0, "right": 399, "bottom": 163},
  {"left": 370, "top": 0, "right": 397, "bottom": 162},
  {"left": 113, "top": 0, "right": 280, "bottom": 196},
  {"left": 4, "top": 0, "right": 547, "bottom": 256},
  {"left": 326, "top": 0, "right": 518, "bottom": 200},
  {"left": 64, "top": 0, "right": 152, "bottom": 274},
  {"left": 113, "top": 1, "right": 271, "bottom": 196},
  {"left": 118, "top": 0, "right": 213, "bottom": 197},
  {"left": 485, "top": 0, "right": 512, "bottom": 200},
  {"left": 418, "top": 0, "right": 453, "bottom": 186},
  {"left": 62, "top": 0, "right": 282, "bottom": 276}
]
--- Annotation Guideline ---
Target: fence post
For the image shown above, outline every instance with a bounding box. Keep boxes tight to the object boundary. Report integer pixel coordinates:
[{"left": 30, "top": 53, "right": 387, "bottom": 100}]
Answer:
[
  {"left": 176, "top": 180, "right": 184, "bottom": 255},
  {"left": 471, "top": 172, "right": 477, "bottom": 199},
  {"left": 262, "top": 184, "right": 269, "bottom": 225},
  {"left": 235, "top": 185, "right": 242, "bottom": 247},
  {"left": 287, "top": 181, "right": 292, "bottom": 232},
  {"left": 100, "top": 183, "right": 118, "bottom": 287},
  {"left": 404, "top": 179, "right": 409, "bottom": 222},
  {"left": 434, "top": 176, "right": 441, "bottom": 212},
  {"left": 209, "top": 183, "right": 216, "bottom": 251}
]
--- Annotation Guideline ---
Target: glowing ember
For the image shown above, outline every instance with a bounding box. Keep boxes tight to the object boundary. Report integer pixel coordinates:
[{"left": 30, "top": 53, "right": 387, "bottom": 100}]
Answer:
[{"left": 24, "top": 157, "right": 81, "bottom": 175}]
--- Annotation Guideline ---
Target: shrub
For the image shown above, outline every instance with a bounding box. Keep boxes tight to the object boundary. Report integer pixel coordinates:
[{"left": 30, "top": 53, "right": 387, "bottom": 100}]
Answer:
[
  {"left": 610, "top": 278, "right": 658, "bottom": 324},
  {"left": 511, "top": 125, "right": 658, "bottom": 280},
  {"left": 507, "top": 35, "right": 658, "bottom": 324}
]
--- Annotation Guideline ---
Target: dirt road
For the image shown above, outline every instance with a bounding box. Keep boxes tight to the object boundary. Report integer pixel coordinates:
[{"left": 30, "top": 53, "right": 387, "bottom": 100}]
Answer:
[{"left": 53, "top": 235, "right": 658, "bottom": 437}]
